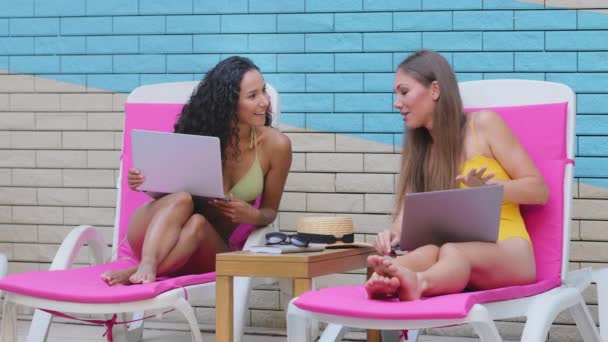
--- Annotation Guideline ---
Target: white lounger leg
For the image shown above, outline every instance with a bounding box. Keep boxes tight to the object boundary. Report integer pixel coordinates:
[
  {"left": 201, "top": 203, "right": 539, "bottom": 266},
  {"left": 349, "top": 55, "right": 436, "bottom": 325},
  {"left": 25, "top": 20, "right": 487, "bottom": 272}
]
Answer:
[
  {"left": 233, "top": 276, "right": 253, "bottom": 342},
  {"left": 569, "top": 296, "right": 601, "bottom": 342},
  {"left": 468, "top": 305, "right": 502, "bottom": 342},
  {"left": 318, "top": 323, "right": 347, "bottom": 341},
  {"left": 26, "top": 309, "right": 53, "bottom": 342},
  {"left": 173, "top": 297, "right": 203, "bottom": 342},
  {"left": 1, "top": 300, "right": 18, "bottom": 342},
  {"left": 287, "top": 300, "right": 311, "bottom": 342}
]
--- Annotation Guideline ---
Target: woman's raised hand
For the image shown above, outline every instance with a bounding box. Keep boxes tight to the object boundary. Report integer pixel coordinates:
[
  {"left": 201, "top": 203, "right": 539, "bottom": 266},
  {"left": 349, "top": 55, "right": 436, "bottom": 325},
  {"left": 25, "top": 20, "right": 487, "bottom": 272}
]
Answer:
[
  {"left": 128, "top": 168, "right": 145, "bottom": 191},
  {"left": 455, "top": 166, "right": 495, "bottom": 188},
  {"left": 374, "top": 229, "right": 399, "bottom": 256}
]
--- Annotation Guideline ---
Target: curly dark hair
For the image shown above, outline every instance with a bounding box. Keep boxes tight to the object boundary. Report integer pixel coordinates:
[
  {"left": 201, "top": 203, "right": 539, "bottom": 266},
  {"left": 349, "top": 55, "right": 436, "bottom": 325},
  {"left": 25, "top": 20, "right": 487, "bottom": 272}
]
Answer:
[{"left": 173, "top": 56, "right": 272, "bottom": 160}]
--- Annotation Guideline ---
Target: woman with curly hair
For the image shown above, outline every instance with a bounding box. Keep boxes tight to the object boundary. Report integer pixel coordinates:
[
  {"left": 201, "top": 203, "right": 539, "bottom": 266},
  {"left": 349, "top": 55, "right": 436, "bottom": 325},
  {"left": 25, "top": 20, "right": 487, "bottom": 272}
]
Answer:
[{"left": 102, "top": 56, "right": 292, "bottom": 285}]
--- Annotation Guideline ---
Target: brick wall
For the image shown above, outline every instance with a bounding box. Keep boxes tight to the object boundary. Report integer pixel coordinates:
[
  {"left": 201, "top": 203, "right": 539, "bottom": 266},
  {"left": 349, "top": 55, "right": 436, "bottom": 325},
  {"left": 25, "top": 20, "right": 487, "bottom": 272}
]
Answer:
[{"left": 1, "top": 0, "right": 608, "bottom": 339}]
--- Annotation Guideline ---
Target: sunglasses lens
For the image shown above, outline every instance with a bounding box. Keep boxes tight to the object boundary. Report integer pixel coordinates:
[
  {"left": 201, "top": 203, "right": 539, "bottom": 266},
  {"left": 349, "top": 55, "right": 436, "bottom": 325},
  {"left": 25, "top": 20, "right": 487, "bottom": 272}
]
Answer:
[
  {"left": 266, "top": 232, "right": 286, "bottom": 245},
  {"left": 291, "top": 235, "right": 310, "bottom": 247}
]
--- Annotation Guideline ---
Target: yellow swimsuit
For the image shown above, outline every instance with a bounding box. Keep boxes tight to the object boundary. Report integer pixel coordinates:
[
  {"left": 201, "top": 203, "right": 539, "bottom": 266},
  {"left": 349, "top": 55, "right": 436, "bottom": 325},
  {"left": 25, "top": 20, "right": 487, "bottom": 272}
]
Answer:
[
  {"left": 227, "top": 127, "right": 264, "bottom": 203},
  {"left": 459, "top": 116, "right": 531, "bottom": 242}
]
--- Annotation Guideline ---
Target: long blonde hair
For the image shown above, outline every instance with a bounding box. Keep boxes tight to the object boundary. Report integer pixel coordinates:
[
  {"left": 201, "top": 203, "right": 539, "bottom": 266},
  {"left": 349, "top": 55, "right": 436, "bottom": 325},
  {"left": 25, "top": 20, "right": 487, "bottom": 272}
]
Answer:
[{"left": 395, "top": 50, "right": 466, "bottom": 214}]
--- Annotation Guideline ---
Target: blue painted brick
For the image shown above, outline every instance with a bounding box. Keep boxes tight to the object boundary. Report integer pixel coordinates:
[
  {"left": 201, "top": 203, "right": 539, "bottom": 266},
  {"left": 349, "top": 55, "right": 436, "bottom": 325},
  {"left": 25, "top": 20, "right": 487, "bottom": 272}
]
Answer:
[
  {"left": 34, "top": 0, "right": 85, "bottom": 16},
  {"left": 456, "top": 73, "right": 483, "bottom": 82},
  {"left": 575, "top": 157, "right": 608, "bottom": 178},
  {"left": 364, "top": 114, "right": 402, "bottom": 133},
  {"left": 194, "top": 0, "right": 247, "bottom": 13},
  {"left": 514, "top": 10, "right": 576, "bottom": 30},
  {"left": 195, "top": 34, "right": 248, "bottom": 52},
  {"left": 347, "top": 133, "right": 394, "bottom": 147},
  {"left": 307, "top": 113, "right": 362, "bottom": 132},
  {"left": 364, "top": 73, "right": 393, "bottom": 92},
  {"left": 577, "top": 115, "right": 608, "bottom": 135},
  {"left": 281, "top": 113, "right": 305, "bottom": 128},
  {"left": 0, "top": 20, "right": 8, "bottom": 36},
  {"left": 249, "top": 0, "right": 305, "bottom": 13},
  {"left": 578, "top": 95, "right": 608, "bottom": 114},
  {"left": 277, "top": 14, "right": 333, "bottom": 33},
  {"left": 483, "top": 0, "right": 541, "bottom": 9},
  {"left": 88, "top": 74, "right": 139, "bottom": 93},
  {"left": 394, "top": 11, "right": 452, "bottom": 31},
  {"left": 86, "top": 0, "right": 138, "bottom": 15},
  {"left": 167, "top": 54, "right": 220, "bottom": 73},
  {"left": 336, "top": 53, "right": 393, "bottom": 72},
  {"left": 364, "top": 32, "right": 421, "bottom": 52},
  {"left": 277, "top": 54, "right": 333, "bottom": 72},
  {"left": 364, "top": 0, "right": 421, "bottom": 11},
  {"left": 483, "top": 31, "right": 544, "bottom": 51},
  {"left": 9, "top": 56, "right": 60, "bottom": 73},
  {"left": 0, "top": 0, "right": 34, "bottom": 17},
  {"left": 515, "top": 52, "right": 576, "bottom": 71},
  {"left": 140, "top": 0, "right": 192, "bottom": 14},
  {"left": 167, "top": 15, "right": 220, "bottom": 34},
  {"left": 453, "top": 52, "right": 513, "bottom": 72},
  {"left": 10, "top": 18, "right": 59, "bottom": 36},
  {"left": 306, "top": 33, "right": 362, "bottom": 52},
  {"left": 579, "top": 178, "right": 608, "bottom": 189},
  {"left": 220, "top": 54, "right": 277, "bottom": 72},
  {"left": 394, "top": 133, "right": 403, "bottom": 148},
  {"left": 61, "top": 56, "right": 112, "bottom": 73},
  {"left": 249, "top": 34, "right": 305, "bottom": 53},
  {"left": 423, "top": 0, "right": 481, "bottom": 10},
  {"left": 61, "top": 17, "right": 113, "bottom": 35},
  {"left": 87, "top": 36, "right": 139, "bottom": 54},
  {"left": 335, "top": 13, "right": 392, "bottom": 32},
  {"left": 579, "top": 52, "right": 608, "bottom": 72},
  {"left": 141, "top": 74, "right": 195, "bottom": 86},
  {"left": 0, "top": 38, "right": 34, "bottom": 55},
  {"left": 260, "top": 73, "right": 305, "bottom": 92},
  {"left": 547, "top": 73, "right": 608, "bottom": 93},
  {"left": 454, "top": 11, "right": 513, "bottom": 30},
  {"left": 578, "top": 10, "right": 608, "bottom": 29},
  {"left": 335, "top": 93, "right": 393, "bottom": 112},
  {"left": 114, "top": 55, "right": 166, "bottom": 73},
  {"left": 306, "top": 0, "right": 362, "bottom": 12},
  {"left": 423, "top": 32, "right": 482, "bottom": 51},
  {"left": 282, "top": 93, "right": 333, "bottom": 112},
  {"left": 0, "top": 57, "right": 7, "bottom": 70},
  {"left": 483, "top": 73, "right": 544, "bottom": 81},
  {"left": 222, "top": 15, "right": 276, "bottom": 33},
  {"left": 306, "top": 73, "right": 363, "bottom": 92},
  {"left": 142, "top": 35, "right": 193, "bottom": 54},
  {"left": 579, "top": 137, "right": 608, "bottom": 156},
  {"left": 547, "top": 31, "right": 608, "bottom": 51},
  {"left": 35, "top": 37, "right": 86, "bottom": 55},
  {"left": 113, "top": 16, "right": 166, "bottom": 34}
]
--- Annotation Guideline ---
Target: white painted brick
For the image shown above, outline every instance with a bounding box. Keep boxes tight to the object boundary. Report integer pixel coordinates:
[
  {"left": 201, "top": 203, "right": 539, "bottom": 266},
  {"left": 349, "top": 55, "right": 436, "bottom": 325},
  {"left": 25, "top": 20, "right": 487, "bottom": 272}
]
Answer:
[
  {"left": 0, "top": 74, "right": 35, "bottom": 92},
  {"left": 195, "top": 307, "right": 216, "bottom": 325},
  {"left": 316, "top": 272, "right": 365, "bottom": 289},
  {"left": 11, "top": 169, "right": 62, "bottom": 186},
  {"left": 35, "top": 76, "right": 87, "bottom": 93},
  {"left": 286, "top": 133, "right": 335, "bottom": 152},
  {"left": 37, "top": 188, "right": 89, "bottom": 206},
  {"left": 38, "top": 225, "right": 113, "bottom": 244},
  {"left": 278, "top": 192, "right": 306, "bottom": 211},
  {"left": 0, "top": 169, "right": 11, "bottom": 185},
  {"left": 0, "top": 150, "right": 36, "bottom": 167},
  {"left": 290, "top": 152, "right": 305, "bottom": 171},
  {"left": 8, "top": 261, "right": 40, "bottom": 274},
  {"left": 573, "top": 199, "right": 608, "bottom": 220},
  {"left": 89, "top": 188, "right": 117, "bottom": 207},
  {"left": 570, "top": 241, "right": 608, "bottom": 262},
  {"left": 0, "top": 187, "right": 36, "bottom": 205},
  {"left": 64, "top": 207, "right": 116, "bottom": 226},
  {"left": 0, "top": 94, "right": 8, "bottom": 111},
  {"left": 306, "top": 153, "right": 363, "bottom": 172},
  {"left": 113, "top": 93, "right": 128, "bottom": 112},
  {"left": 0, "top": 243, "right": 13, "bottom": 258},
  {"left": 0, "top": 224, "right": 37, "bottom": 242},
  {"left": 307, "top": 193, "right": 364, "bottom": 212},
  {"left": 114, "top": 169, "right": 120, "bottom": 186},
  {"left": 0, "top": 112, "right": 35, "bottom": 129},
  {"left": 60, "top": 94, "right": 113, "bottom": 112},
  {"left": 571, "top": 219, "right": 580, "bottom": 240},
  {"left": 336, "top": 173, "right": 394, "bottom": 193},
  {"left": 364, "top": 153, "right": 401, "bottom": 173},
  {"left": 579, "top": 182, "right": 608, "bottom": 199},
  {"left": 345, "top": 213, "right": 393, "bottom": 234},
  {"left": 546, "top": 0, "right": 607, "bottom": 8},
  {"left": 114, "top": 132, "right": 123, "bottom": 150},
  {"left": 250, "top": 309, "right": 285, "bottom": 328},
  {"left": 285, "top": 172, "right": 335, "bottom": 192},
  {"left": 574, "top": 179, "right": 579, "bottom": 197},
  {"left": 364, "top": 194, "right": 394, "bottom": 213},
  {"left": 580, "top": 220, "right": 608, "bottom": 241},
  {"left": 87, "top": 150, "right": 121, "bottom": 168},
  {"left": 11, "top": 131, "right": 62, "bottom": 149},
  {"left": 9, "top": 94, "right": 60, "bottom": 111},
  {"left": 277, "top": 212, "right": 334, "bottom": 231},
  {"left": 0, "top": 206, "right": 12, "bottom": 223},
  {"left": 63, "top": 131, "right": 115, "bottom": 149},
  {"left": 13, "top": 243, "right": 89, "bottom": 263},
  {"left": 0, "top": 131, "right": 8, "bottom": 148},
  {"left": 87, "top": 112, "right": 125, "bottom": 131},
  {"left": 249, "top": 289, "right": 281, "bottom": 310},
  {"left": 35, "top": 112, "right": 87, "bottom": 130},
  {"left": 63, "top": 169, "right": 115, "bottom": 187},
  {"left": 36, "top": 150, "right": 87, "bottom": 168},
  {"left": 336, "top": 135, "right": 393, "bottom": 152},
  {"left": 13, "top": 206, "right": 63, "bottom": 224},
  {"left": 548, "top": 324, "right": 590, "bottom": 341}
]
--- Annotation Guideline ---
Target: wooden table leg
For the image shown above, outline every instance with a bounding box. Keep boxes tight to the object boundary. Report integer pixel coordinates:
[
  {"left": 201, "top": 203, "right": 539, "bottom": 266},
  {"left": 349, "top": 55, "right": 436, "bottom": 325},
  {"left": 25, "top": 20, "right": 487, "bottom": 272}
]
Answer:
[
  {"left": 216, "top": 275, "right": 233, "bottom": 342},
  {"left": 366, "top": 265, "right": 382, "bottom": 341},
  {"left": 292, "top": 277, "right": 312, "bottom": 297}
]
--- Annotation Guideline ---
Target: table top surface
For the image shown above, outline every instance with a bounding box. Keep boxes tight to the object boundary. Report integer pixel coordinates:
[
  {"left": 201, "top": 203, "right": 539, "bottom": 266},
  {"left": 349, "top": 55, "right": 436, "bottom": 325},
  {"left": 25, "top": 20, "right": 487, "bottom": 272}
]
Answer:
[{"left": 216, "top": 246, "right": 376, "bottom": 264}]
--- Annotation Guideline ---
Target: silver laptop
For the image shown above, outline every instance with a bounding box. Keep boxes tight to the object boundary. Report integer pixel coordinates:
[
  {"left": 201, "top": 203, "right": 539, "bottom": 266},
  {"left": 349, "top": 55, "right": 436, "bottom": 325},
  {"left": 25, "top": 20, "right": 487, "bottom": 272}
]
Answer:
[
  {"left": 131, "top": 129, "right": 227, "bottom": 199},
  {"left": 399, "top": 185, "right": 503, "bottom": 251}
]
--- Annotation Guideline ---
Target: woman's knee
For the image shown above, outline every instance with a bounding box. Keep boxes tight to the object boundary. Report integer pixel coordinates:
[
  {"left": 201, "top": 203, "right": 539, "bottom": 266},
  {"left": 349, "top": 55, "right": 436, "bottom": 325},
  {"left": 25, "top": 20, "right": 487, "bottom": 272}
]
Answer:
[
  {"left": 165, "top": 192, "right": 194, "bottom": 211},
  {"left": 439, "top": 243, "right": 464, "bottom": 258},
  {"left": 184, "top": 214, "right": 209, "bottom": 241}
]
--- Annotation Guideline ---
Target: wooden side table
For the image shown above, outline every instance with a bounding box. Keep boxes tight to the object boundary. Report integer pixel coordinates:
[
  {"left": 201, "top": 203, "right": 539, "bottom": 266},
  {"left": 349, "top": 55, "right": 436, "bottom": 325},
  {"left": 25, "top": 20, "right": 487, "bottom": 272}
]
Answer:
[{"left": 215, "top": 247, "right": 378, "bottom": 342}]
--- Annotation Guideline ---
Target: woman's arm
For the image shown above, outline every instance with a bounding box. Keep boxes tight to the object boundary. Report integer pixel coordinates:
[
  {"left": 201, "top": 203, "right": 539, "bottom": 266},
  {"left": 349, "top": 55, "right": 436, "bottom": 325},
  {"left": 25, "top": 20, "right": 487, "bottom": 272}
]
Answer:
[{"left": 479, "top": 110, "right": 549, "bottom": 205}]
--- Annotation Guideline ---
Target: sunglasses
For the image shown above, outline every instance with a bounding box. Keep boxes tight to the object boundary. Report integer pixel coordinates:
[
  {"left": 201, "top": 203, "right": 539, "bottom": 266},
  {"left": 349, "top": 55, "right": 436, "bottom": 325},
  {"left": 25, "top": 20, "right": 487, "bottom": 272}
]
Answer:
[{"left": 265, "top": 232, "right": 310, "bottom": 247}]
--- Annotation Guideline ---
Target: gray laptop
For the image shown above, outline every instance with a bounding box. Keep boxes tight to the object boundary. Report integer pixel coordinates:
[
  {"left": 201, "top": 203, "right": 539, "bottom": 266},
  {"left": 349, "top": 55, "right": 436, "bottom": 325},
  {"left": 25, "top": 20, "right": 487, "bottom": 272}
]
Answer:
[
  {"left": 399, "top": 185, "right": 503, "bottom": 251},
  {"left": 131, "top": 129, "right": 227, "bottom": 199}
]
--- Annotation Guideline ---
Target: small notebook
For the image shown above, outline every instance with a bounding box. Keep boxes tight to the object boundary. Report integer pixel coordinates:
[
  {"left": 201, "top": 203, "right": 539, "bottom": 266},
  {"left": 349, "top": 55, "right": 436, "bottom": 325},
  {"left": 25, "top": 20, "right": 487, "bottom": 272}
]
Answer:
[{"left": 248, "top": 243, "right": 326, "bottom": 254}]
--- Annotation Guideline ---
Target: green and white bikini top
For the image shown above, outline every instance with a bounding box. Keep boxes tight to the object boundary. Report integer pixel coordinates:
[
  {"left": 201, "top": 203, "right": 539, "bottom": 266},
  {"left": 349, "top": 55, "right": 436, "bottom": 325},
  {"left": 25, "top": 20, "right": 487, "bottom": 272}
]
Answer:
[{"left": 227, "top": 127, "right": 264, "bottom": 203}]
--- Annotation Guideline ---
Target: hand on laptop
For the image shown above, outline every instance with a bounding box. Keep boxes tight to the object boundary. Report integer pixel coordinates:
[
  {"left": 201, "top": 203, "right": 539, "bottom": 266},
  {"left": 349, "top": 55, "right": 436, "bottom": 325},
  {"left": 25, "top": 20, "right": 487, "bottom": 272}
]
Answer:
[
  {"left": 128, "top": 168, "right": 145, "bottom": 191},
  {"left": 455, "top": 166, "right": 496, "bottom": 188},
  {"left": 374, "top": 230, "right": 399, "bottom": 256}
]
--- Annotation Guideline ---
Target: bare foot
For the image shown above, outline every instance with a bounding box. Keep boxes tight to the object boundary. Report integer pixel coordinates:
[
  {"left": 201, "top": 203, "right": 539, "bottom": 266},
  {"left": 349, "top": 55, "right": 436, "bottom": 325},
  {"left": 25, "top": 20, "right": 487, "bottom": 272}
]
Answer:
[
  {"left": 385, "top": 262, "right": 423, "bottom": 301},
  {"left": 101, "top": 267, "right": 137, "bottom": 286},
  {"left": 365, "top": 272, "right": 400, "bottom": 299},
  {"left": 367, "top": 255, "right": 393, "bottom": 277},
  {"left": 129, "top": 261, "right": 156, "bottom": 284}
]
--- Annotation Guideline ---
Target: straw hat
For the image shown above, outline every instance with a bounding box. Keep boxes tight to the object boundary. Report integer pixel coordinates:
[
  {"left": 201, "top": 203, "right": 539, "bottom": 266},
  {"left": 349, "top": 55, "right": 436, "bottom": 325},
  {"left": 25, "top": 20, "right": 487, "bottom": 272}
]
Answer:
[{"left": 296, "top": 216, "right": 371, "bottom": 248}]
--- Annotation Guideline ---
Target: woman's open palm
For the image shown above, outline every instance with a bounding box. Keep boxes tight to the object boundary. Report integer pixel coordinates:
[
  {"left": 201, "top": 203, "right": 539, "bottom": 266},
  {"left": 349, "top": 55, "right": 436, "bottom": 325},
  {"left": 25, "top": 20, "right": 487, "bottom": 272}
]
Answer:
[{"left": 456, "top": 166, "right": 495, "bottom": 188}]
